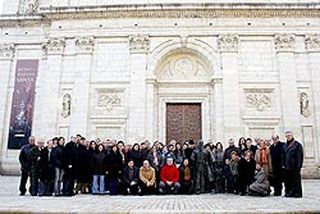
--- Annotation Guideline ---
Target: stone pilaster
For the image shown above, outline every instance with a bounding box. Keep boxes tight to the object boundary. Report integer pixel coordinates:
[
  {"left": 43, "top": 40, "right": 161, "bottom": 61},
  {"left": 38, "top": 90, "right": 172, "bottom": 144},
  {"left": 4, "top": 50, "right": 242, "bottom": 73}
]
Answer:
[
  {"left": 128, "top": 34, "right": 150, "bottom": 143},
  {"left": 69, "top": 37, "right": 94, "bottom": 137},
  {"left": 305, "top": 34, "right": 320, "bottom": 176},
  {"left": 274, "top": 34, "right": 301, "bottom": 135},
  {"left": 0, "top": 44, "right": 14, "bottom": 166},
  {"left": 212, "top": 77, "right": 224, "bottom": 143},
  {"left": 37, "top": 38, "right": 65, "bottom": 138},
  {"left": 218, "top": 34, "right": 241, "bottom": 140}
]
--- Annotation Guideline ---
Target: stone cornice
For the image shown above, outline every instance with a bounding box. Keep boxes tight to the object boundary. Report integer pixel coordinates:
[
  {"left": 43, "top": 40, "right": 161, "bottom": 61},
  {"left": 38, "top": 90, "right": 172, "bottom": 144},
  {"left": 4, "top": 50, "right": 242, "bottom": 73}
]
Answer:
[
  {"left": 0, "top": 3, "right": 319, "bottom": 28},
  {"left": 41, "top": 9, "right": 320, "bottom": 20}
]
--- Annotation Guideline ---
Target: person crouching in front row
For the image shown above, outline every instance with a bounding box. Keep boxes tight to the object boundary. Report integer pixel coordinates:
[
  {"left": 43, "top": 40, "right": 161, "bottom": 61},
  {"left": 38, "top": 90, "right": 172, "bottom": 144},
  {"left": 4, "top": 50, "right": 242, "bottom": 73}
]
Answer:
[
  {"left": 122, "top": 159, "right": 140, "bottom": 195},
  {"left": 139, "top": 160, "right": 156, "bottom": 195},
  {"left": 159, "top": 157, "right": 181, "bottom": 194},
  {"left": 248, "top": 163, "right": 271, "bottom": 197}
]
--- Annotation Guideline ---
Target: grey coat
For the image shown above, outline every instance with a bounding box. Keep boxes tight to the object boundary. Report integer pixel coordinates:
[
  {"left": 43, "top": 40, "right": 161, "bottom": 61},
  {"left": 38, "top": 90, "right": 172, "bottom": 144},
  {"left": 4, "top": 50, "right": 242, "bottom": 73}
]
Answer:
[{"left": 249, "top": 168, "right": 271, "bottom": 196}]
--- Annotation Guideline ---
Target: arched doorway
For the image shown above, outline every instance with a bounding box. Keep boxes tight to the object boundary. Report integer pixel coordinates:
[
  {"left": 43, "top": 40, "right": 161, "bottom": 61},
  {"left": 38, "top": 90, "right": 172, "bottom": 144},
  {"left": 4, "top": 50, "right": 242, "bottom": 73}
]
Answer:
[{"left": 153, "top": 48, "right": 214, "bottom": 143}]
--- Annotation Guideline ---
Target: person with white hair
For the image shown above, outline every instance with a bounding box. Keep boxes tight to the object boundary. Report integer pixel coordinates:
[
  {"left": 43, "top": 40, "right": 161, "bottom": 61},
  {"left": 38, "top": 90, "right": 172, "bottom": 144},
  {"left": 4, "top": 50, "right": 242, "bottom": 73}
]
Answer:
[
  {"left": 282, "top": 131, "right": 304, "bottom": 198},
  {"left": 29, "top": 138, "right": 47, "bottom": 196},
  {"left": 159, "top": 157, "right": 180, "bottom": 194}
]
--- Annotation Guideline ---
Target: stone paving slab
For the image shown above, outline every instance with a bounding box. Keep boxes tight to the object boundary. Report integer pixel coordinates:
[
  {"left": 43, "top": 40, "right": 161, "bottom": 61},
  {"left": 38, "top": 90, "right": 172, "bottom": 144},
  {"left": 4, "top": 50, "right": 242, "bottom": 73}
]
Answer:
[{"left": 0, "top": 176, "right": 319, "bottom": 214}]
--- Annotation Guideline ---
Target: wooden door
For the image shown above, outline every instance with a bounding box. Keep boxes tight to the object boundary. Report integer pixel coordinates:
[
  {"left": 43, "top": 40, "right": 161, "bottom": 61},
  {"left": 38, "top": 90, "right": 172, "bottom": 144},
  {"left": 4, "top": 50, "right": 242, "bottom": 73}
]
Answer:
[{"left": 166, "top": 103, "right": 202, "bottom": 144}]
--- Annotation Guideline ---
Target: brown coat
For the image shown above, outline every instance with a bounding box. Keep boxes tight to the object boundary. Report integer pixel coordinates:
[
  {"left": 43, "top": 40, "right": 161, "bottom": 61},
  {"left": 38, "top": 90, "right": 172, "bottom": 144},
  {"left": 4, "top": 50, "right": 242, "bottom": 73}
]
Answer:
[
  {"left": 255, "top": 148, "right": 273, "bottom": 176},
  {"left": 139, "top": 166, "right": 156, "bottom": 185}
]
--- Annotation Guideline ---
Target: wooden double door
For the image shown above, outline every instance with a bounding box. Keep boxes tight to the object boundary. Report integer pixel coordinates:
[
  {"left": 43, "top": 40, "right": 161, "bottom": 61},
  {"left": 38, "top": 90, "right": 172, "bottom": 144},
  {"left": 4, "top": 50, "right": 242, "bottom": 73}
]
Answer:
[{"left": 166, "top": 103, "right": 202, "bottom": 144}]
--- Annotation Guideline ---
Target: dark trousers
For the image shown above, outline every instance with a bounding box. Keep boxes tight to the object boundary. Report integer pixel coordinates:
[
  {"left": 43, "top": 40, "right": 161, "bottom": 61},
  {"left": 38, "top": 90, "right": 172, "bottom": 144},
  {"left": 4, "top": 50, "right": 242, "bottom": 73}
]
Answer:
[
  {"left": 19, "top": 170, "right": 30, "bottom": 195},
  {"left": 180, "top": 180, "right": 193, "bottom": 194},
  {"left": 123, "top": 183, "right": 139, "bottom": 195},
  {"left": 140, "top": 182, "right": 156, "bottom": 195},
  {"left": 39, "top": 180, "right": 54, "bottom": 196},
  {"left": 30, "top": 175, "right": 39, "bottom": 196},
  {"left": 159, "top": 181, "right": 181, "bottom": 194},
  {"left": 270, "top": 169, "right": 283, "bottom": 195},
  {"left": 284, "top": 169, "right": 302, "bottom": 197},
  {"left": 62, "top": 178, "right": 75, "bottom": 196},
  {"left": 109, "top": 177, "right": 119, "bottom": 195}
]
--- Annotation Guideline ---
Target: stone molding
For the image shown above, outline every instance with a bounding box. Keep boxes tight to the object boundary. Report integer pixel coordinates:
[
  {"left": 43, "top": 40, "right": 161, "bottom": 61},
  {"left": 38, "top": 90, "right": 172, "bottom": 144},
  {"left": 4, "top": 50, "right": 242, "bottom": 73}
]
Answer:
[
  {"left": 274, "top": 34, "right": 296, "bottom": 52},
  {"left": 129, "top": 34, "right": 150, "bottom": 54},
  {"left": 42, "top": 37, "right": 66, "bottom": 55},
  {"left": 217, "top": 34, "right": 239, "bottom": 52},
  {"left": 305, "top": 34, "right": 320, "bottom": 52},
  {"left": 75, "top": 36, "right": 95, "bottom": 53},
  {"left": 0, "top": 43, "right": 15, "bottom": 59}
]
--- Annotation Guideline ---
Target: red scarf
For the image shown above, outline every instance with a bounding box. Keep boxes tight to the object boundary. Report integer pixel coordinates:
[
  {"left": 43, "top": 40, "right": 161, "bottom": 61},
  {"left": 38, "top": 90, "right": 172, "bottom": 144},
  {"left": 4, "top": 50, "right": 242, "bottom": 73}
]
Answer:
[{"left": 260, "top": 148, "right": 268, "bottom": 165}]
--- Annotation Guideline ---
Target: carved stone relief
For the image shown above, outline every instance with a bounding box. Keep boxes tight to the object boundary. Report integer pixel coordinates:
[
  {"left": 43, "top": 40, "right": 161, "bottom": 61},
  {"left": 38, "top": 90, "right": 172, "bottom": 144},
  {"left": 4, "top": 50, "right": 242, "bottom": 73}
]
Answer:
[
  {"left": 75, "top": 37, "right": 95, "bottom": 52},
  {"left": 0, "top": 43, "right": 14, "bottom": 59},
  {"left": 95, "top": 89, "right": 122, "bottom": 112},
  {"left": 246, "top": 89, "right": 273, "bottom": 111},
  {"left": 157, "top": 54, "right": 209, "bottom": 81},
  {"left": 217, "top": 34, "right": 239, "bottom": 52},
  {"left": 274, "top": 34, "right": 296, "bottom": 52},
  {"left": 305, "top": 34, "right": 320, "bottom": 52},
  {"left": 42, "top": 38, "right": 66, "bottom": 55},
  {"left": 128, "top": 34, "right": 150, "bottom": 54}
]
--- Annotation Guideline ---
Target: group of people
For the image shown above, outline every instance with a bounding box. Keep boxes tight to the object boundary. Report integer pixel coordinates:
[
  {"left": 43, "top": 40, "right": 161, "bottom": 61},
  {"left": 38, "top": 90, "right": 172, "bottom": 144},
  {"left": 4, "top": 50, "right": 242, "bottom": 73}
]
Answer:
[{"left": 18, "top": 131, "right": 304, "bottom": 198}]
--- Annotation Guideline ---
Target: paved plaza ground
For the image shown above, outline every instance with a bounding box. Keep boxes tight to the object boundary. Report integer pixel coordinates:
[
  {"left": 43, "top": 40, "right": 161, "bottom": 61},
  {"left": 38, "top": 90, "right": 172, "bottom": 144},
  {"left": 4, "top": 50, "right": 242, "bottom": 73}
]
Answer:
[{"left": 0, "top": 176, "right": 319, "bottom": 214}]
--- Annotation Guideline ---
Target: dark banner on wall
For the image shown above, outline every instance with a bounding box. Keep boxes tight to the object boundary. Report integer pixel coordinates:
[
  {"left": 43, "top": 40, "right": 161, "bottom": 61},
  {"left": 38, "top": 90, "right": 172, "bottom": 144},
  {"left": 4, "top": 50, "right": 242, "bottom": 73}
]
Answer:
[{"left": 8, "top": 60, "right": 39, "bottom": 149}]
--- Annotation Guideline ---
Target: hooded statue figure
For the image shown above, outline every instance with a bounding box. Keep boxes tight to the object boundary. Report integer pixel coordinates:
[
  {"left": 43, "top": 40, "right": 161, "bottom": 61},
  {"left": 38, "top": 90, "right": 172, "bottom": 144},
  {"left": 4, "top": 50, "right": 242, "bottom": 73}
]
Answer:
[{"left": 191, "top": 140, "right": 211, "bottom": 194}]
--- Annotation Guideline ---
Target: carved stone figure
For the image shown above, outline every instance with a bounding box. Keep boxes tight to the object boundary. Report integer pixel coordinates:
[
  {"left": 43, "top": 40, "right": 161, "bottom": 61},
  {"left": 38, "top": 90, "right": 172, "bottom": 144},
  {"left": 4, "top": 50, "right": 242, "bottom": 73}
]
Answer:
[
  {"left": 62, "top": 94, "right": 71, "bottom": 118},
  {"left": 300, "top": 92, "right": 310, "bottom": 117}
]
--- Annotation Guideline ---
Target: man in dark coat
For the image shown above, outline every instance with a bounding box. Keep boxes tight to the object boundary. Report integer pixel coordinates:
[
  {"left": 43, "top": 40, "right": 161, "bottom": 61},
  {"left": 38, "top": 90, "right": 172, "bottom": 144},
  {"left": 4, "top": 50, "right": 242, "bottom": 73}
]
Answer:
[
  {"left": 122, "top": 160, "right": 140, "bottom": 195},
  {"left": 223, "top": 138, "right": 241, "bottom": 162},
  {"left": 62, "top": 136, "right": 78, "bottom": 196},
  {"left": 191, "top": 140, "right": 211, "bottom": 194},
  {"left": 282, "top": 131, "right": 304, "bottom": 198},
  {"left": 269, "top": 134, "right": 285, "bottom": 196},
  {"left": 29, "top": 139, "right": 47, "bottom": 196},
  {"left": 51, "top": 137, "right": 65, "bottom": 196},
  {"left": 237, "top": 150, "right": 256, "bottom": 196},
  {"left": 18, "top": 136, "right": 35, "bottom": 195}
]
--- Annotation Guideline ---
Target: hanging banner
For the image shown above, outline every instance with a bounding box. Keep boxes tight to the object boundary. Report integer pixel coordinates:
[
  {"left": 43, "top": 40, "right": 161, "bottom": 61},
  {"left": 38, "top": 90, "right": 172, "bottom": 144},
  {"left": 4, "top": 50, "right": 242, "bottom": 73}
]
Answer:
[{"left": 8, "top": 60, "right": 39, "bottom": 149}]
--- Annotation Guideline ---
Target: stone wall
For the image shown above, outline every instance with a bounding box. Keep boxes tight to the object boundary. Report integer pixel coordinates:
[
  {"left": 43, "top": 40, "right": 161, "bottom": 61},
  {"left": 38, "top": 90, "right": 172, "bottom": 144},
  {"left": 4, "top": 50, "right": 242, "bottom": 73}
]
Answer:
[{"left": 0, "top": 3, "right": 319, "bottom": 177}]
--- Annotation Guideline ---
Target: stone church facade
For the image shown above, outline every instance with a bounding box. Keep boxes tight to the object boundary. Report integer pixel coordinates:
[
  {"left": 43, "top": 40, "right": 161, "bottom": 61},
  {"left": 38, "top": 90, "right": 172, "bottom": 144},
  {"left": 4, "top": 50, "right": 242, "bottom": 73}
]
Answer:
[{"left": 0, "top": 0, "right": 319, "bottom": 177}]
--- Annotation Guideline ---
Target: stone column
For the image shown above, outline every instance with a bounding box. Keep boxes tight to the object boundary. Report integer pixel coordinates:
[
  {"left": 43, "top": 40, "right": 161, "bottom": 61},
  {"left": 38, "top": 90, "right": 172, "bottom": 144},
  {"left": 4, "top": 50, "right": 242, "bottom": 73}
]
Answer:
[
  {"left": 305, "top": 34, "right": 320, "bottom": 175},
  {"left": 69, "top": 37, "right": 94, "bottom": 138},
  {"left": 0, "top": 44, "right": 14, "bottom": 162},
  {"left": 127, "top": 34, "right": 150, "bottom": 143},
  {"left": 39, "top": 38, "right": 65, "bottom": 138},
  {"left": 218, "top": 34, "right": 241, "bottom": 140},
  {"left": 275, "top": 34, "right": 301, "bottom": 136}
]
